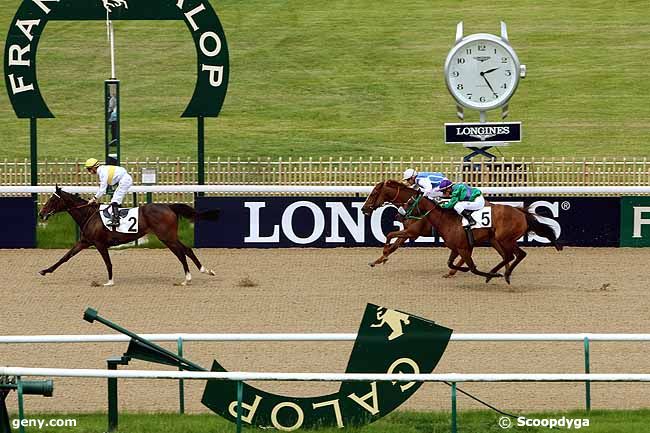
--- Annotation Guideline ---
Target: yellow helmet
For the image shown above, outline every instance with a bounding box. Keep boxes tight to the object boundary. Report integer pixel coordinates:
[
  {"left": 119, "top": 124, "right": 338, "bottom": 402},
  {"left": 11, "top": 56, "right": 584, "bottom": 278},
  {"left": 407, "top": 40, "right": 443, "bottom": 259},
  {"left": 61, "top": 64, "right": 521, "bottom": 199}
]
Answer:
[{"left": 84, "top": 158, "right": 100, "bottom": 169}]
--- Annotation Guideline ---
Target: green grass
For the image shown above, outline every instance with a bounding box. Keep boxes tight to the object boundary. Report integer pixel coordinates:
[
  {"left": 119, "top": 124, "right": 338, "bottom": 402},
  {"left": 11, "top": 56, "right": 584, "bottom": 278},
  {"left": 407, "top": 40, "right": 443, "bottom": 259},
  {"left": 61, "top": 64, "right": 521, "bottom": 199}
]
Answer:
[
  {"left": 2, "top": 1, "right": 650, "bottom": 161},
  {"left": 15, "top": 410, "right": 650, "bottom": 433},
  {"left": 37, "top": 213, "right": 194, "bottom": 248}
]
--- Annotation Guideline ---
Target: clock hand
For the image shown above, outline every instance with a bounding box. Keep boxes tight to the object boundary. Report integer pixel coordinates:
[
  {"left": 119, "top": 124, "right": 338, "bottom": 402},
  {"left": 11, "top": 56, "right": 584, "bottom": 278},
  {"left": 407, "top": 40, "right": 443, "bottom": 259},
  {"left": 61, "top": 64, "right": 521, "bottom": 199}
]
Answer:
[
  {"left": 480, "top": 72, "right": 499, "bottom": 97},
  {"left": 482, "top": 67, "right": 500, "bottom": 75}
]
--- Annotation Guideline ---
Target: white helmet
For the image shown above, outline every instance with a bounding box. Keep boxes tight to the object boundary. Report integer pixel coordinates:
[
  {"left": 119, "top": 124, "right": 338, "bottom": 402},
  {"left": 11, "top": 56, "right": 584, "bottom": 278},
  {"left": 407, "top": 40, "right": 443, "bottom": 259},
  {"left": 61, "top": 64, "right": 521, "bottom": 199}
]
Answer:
[{"left": 402, "top": 168, "right": 418, "bottom": 180}]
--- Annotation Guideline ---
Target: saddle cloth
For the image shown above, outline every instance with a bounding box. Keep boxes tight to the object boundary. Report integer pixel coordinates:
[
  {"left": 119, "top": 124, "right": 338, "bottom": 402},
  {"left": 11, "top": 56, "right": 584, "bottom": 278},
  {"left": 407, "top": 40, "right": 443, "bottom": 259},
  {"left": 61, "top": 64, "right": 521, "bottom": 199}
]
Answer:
[
  {"left": 462, "top": 206, "right": 492, "bottom": 228},
  {"left": 99, "top": 205, "right": 139, "bottom": 233}
]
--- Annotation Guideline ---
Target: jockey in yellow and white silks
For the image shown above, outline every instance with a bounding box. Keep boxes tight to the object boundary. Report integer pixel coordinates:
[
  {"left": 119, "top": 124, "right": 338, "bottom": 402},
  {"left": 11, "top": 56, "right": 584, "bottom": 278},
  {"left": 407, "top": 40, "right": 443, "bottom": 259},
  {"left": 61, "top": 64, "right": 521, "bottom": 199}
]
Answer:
[
  {"left": 84, "top": 158, "right": 133, "bottom": 227},
  {"left": 438, "top": 178, "right": 485, "bottom": 226}
]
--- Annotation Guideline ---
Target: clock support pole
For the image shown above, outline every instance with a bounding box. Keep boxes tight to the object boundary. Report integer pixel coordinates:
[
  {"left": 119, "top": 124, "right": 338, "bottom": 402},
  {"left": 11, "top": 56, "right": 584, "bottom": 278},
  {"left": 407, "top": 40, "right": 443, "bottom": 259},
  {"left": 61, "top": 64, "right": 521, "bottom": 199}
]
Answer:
[{"left": 462, "top": 111, "right": 499, "bottom": 162}]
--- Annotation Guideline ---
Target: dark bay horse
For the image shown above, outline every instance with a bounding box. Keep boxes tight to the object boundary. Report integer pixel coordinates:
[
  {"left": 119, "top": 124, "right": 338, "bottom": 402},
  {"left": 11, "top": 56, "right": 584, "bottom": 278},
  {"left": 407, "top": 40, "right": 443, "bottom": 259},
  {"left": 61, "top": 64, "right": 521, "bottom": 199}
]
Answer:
[
  {"left": 39, "top": 186, "right": 220, "bottom": 286},
  {"left": 361, "top": 180, "right": 563, "bottom": 283}
]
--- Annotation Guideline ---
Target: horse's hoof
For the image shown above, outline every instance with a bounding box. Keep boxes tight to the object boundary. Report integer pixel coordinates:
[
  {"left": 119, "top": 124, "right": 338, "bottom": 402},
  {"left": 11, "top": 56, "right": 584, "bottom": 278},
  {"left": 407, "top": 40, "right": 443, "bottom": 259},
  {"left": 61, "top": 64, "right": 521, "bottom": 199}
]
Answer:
[
  {"left": 368, "top": 262, "right": 375, "bottom": 268},
  {"left": 200, "top": 266, "right": 216, "bottom": 276},
  {"left": 505, "top": 275, "right": 511, "bottom": 284},
  {"left": 485, "top": 277, "right": 492, "bottom": 283},
  {"left": 38, "top": 270, "right": 47, "bottom": 276},
  {"left": 103, "top": 280, "right": 114, "bottom": 287}
]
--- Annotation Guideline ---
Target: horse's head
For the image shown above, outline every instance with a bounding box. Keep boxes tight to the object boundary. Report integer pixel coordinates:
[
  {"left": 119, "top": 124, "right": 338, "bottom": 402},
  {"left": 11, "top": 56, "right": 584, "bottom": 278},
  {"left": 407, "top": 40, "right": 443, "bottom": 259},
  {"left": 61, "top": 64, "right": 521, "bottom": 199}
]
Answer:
[
  {"left": 361, "top": 180, "right": 417, "bottom": 216},
  {"left": 39, "top": 185, "right": 77, "bottom": 220}
]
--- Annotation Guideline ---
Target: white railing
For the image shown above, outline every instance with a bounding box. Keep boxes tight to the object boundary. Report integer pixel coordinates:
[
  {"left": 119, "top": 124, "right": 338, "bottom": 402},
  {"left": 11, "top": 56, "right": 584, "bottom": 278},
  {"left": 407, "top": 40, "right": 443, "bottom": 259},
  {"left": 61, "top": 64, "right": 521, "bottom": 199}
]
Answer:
[
  {"left": 1, "top": 366, "right": 649, "bottom": 383},
  {"left": 2, "top": 185, "right": 650, "bottom": 195},
  {"left": 1, "top": 333, "right": 650, "bottom": 344}
]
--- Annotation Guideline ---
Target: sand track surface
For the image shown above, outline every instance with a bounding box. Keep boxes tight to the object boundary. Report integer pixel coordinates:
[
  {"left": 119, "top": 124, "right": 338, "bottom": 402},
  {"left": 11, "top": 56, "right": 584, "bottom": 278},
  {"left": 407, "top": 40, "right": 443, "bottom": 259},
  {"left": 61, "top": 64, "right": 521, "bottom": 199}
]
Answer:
[{"left": 1, "top": 247, "right": 649, "bottom": 413}]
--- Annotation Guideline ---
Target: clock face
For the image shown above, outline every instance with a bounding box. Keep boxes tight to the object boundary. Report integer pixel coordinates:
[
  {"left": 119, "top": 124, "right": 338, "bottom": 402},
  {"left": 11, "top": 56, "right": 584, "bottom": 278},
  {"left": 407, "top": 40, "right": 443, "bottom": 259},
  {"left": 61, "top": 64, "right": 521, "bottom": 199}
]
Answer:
[{"left": 445, "top": 35, "right": 521, "bottom": 110}]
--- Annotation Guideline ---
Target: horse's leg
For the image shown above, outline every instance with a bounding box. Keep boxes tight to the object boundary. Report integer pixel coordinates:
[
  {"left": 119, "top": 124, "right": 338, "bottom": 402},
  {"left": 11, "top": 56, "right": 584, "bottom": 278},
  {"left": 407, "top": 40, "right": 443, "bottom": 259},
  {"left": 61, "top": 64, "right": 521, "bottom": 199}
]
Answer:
[
  {"left": 458, "top": 248, "right": 503, "bottom": 279},
  {"left": 369, "top": 230, "right": 408, "bottom": 267},
  {"left": 503, "top": 244, "right": 527, "bottom": 284},
  {"left": 39, "top": 241, "right": 89, "bottom": 276},
  {"left": 485, "top": 240, "right": 513, "bottom": 284},
  {"left": 162, "top": 240, "right": 192, "bottom": 285},
  {"left": 180, "top": 242, "right": 216, "bottom": 276},
  {"left": 447, "top": 250, "right": 470, "bottom": 272},
  {"left": 95, "top": 244, "right": 114, "bottom": 286}
]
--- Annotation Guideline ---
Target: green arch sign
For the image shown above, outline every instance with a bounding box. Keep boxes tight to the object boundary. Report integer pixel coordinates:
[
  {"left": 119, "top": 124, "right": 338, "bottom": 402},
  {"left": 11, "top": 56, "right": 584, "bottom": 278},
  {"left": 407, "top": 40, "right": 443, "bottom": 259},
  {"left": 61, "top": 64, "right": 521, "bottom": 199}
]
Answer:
[{"left": 4, "top": 0, "right": 229, "bottom": 118}]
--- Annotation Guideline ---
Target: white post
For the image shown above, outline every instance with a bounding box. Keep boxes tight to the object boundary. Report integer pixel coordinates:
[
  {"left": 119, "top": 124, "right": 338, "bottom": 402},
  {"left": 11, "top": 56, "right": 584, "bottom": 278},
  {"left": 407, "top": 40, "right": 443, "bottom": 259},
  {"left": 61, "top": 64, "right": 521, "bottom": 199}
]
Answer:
[{"left": 106, "top": 11, "right": 116, "bottom": 79}]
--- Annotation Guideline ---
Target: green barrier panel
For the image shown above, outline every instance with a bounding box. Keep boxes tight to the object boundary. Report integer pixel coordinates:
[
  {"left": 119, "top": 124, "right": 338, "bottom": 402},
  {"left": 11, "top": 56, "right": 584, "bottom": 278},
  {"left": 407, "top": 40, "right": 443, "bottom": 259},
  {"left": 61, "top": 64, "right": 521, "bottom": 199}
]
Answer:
[{"left": 620, "top": 197, "right": 650, "bottom": 247}]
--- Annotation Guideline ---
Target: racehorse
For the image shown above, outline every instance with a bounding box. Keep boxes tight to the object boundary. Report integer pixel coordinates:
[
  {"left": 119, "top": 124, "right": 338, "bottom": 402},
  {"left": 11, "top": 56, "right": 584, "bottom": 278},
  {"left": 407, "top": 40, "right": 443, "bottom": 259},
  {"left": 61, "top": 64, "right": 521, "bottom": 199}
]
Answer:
[
  {"left": 38, "top": 186, "right": 220, "bottom": 286},
  {"left": 361, "top": 180, "right": 563, "bottom": 283}
]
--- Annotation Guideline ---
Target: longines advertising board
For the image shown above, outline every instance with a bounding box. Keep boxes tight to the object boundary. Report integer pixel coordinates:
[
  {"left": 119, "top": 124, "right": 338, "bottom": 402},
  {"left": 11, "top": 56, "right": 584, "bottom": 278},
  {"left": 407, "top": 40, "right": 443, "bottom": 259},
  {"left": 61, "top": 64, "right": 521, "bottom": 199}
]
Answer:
[{"left": 195, "top": 196, "right": 620, "bottom": 248}]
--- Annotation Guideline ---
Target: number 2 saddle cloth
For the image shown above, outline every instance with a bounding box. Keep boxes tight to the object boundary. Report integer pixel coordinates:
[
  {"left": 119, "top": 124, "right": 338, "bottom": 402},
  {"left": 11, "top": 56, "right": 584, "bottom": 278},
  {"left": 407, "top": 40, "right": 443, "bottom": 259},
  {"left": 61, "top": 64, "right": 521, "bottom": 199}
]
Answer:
[{"left": 99, "top": 205, "right": 139, "bottom": 233}]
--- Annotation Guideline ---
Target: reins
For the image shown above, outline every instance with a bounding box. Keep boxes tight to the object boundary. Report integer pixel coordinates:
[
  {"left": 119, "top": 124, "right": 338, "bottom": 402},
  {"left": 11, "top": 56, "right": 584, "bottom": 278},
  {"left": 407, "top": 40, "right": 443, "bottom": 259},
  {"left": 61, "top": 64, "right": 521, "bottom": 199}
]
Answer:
[{"left": 403, "top": 194, "right": 432, "bottom": 220}]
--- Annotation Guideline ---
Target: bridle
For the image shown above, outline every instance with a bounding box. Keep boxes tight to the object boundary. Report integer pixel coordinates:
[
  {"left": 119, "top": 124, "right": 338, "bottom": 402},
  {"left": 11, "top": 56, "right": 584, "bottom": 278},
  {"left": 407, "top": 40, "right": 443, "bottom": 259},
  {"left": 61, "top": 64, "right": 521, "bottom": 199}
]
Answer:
[{"left": 44, "top": 191, "right": 94, "bottom": 218}]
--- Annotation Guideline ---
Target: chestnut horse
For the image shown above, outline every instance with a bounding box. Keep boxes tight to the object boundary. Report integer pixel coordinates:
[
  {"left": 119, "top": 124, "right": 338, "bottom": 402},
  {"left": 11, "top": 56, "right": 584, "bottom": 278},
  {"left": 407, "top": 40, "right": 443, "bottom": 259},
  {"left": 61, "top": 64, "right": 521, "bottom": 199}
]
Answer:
[
  {"left": 38, "top": 186, "right": 220, "bottom": 286},
  {"left": 361, "top": 180, "right": 563, "bottom": 283}
]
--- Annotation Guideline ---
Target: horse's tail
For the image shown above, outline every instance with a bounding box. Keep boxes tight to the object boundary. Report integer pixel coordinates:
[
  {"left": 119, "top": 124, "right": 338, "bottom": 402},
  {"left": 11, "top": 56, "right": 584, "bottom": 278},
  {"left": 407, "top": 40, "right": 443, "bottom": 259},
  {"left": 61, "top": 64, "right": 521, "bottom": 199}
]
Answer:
[
  {"left": 522, "top": 207, "right": 563, "bottom": 251},
  {"left": 168, "top": 204, "right": 220, "bottom": 222}
]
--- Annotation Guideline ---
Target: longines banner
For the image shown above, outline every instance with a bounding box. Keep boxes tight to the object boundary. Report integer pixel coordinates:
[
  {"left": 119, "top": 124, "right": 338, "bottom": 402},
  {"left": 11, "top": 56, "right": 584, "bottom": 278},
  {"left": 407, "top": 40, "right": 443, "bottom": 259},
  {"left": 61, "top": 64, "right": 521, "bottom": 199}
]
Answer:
[
  {"left": 0, "top": 198, "right": 36, "bottom": 248},
  {"left": 195, "top": 196, "right": 620, "bottom": 248},
  {"left": 202, "top": 303, "right": 453, "bottom": 429}
]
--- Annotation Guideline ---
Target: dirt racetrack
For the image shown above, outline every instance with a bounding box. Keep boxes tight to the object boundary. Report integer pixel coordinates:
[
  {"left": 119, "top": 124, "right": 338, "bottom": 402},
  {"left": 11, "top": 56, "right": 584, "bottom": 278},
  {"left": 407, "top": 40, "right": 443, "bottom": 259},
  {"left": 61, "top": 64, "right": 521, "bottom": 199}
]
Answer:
[{"left": 1, "top": 246, "right": 649, "bottom": 414}]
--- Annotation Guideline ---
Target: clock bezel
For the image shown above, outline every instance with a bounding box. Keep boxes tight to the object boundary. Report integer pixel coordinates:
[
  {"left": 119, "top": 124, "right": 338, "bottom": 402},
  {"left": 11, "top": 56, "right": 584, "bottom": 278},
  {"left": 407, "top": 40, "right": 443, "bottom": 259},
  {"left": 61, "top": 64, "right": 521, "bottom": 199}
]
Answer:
[{"left": 444, "top": 33, "right": 522, "bottom": 111}]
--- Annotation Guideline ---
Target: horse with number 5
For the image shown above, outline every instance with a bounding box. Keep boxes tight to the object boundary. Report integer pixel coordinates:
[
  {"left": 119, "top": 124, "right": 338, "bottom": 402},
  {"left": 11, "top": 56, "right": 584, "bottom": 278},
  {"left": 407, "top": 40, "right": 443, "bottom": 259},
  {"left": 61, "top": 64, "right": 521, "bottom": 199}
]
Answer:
[
  {"left": 38, "top": 186, "right": 220, "bottom": 286},
  {"left": 361, "top": 180, "right": 563, "bottom": 283}
]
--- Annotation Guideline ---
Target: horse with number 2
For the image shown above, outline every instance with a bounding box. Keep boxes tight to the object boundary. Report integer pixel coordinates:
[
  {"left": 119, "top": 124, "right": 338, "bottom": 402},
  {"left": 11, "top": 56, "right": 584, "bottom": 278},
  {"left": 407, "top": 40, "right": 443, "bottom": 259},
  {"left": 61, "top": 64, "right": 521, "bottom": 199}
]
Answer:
[
  {"left": 38, "top": 186, "right": 220, "bottom": 286},
  {"left": 361, "top": 180, "right": 563, "bottom": 283}
]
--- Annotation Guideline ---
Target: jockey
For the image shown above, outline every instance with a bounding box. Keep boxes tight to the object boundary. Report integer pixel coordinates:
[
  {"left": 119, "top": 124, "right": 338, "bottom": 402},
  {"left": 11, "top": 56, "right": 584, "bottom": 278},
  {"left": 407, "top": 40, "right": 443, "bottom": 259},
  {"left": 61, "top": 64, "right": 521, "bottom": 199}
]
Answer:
[
  {"left": 398, "top": 168, "right": 449, "bottom": 216},
  {"left": 84, "top": 158, "right": 133, "bottom": 227},
  {"left": 402, "top": 168, "right": 448, "bottom": 200},
  {"left": 438, "top": 178, "right": 485, "bottom": 226}
]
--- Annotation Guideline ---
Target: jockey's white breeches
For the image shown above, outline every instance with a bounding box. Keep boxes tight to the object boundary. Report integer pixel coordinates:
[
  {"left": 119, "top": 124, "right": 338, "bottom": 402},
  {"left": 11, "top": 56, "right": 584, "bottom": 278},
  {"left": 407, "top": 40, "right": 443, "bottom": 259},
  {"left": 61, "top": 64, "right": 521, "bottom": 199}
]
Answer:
[
  {"left": 453, "top": 195, "right": 485, "bottom": 214},
  {"left": 110, "top": 174, "right": 133, "bottom": 205}
]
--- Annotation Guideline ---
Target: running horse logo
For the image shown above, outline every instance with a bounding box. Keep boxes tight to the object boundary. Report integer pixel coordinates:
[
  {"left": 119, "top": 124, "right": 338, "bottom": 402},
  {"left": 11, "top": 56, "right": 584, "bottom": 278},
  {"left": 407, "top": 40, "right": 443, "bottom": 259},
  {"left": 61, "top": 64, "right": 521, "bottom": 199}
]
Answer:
[
  {"left": 370, "top": 307, "right": 411, "bottom": 341},
  {"left": 102, "top": 0, "right": 129, "bottom": 12}
]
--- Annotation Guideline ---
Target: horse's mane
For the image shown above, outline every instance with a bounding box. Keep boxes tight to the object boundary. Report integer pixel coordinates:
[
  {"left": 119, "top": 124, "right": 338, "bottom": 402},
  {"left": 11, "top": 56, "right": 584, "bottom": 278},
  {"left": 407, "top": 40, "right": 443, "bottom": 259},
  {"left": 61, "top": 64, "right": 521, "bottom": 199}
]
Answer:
[
  {"left": 58, "top": 188, "right": 87, "bottom": 204},
  {"left": 385, "top": 179, "right": 413, "bottom": 190}
]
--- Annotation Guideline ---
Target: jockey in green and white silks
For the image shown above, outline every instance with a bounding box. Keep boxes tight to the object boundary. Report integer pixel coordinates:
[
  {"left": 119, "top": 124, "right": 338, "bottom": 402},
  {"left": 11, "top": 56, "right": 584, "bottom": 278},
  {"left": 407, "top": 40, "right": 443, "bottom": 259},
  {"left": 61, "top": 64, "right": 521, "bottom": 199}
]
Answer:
[
  {"left": 438, "top": 178, "right": 485, "bottom": 226},
  {"left": 84, "top": 158, "right": 133, "bottom": 227}
]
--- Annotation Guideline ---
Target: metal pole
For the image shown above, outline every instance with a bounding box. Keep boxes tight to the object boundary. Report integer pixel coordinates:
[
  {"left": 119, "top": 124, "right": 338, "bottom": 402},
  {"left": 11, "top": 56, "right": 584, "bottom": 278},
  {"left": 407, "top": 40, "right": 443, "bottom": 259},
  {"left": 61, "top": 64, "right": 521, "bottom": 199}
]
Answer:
[
  {"left": 197, "top": 117, "right": 205, "bottom": 198},
  {"left": 108, "top": 20, "right": 116, "bottom": 79},
  {"left": 16, "top": 378, "right": 24, "bottom": 433},
  {"left": 107, "top": 362, "right": 118, "bottom": 432},
  {"left": 84, "top": 309, "right": 205, "bottom": 372},
  {"left": 584, "top": 337, "right": 591, "bottom": 411},
  {"left": 30, "top": 118, "right": 37, "bottom": 207},
  {"left": 450, "top": 382, "right": 457, "bottom": 433},
  {"left": 177, "top": 337, "right": 185, "bottom": 414},
  {"left": 236, "top": 380, "right": 243, "bottom": 433}
]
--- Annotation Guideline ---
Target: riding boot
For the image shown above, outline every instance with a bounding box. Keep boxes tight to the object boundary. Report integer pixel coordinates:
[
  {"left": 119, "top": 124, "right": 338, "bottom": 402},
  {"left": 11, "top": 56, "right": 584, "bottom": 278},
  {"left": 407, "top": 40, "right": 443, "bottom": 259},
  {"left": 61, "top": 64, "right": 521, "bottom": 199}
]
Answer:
[
  {"left": 461, "top": 210, "right": 476, "bottom": 226},
  {"left": 110, "top": 202, "right": 120, "bottom": 227}
]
